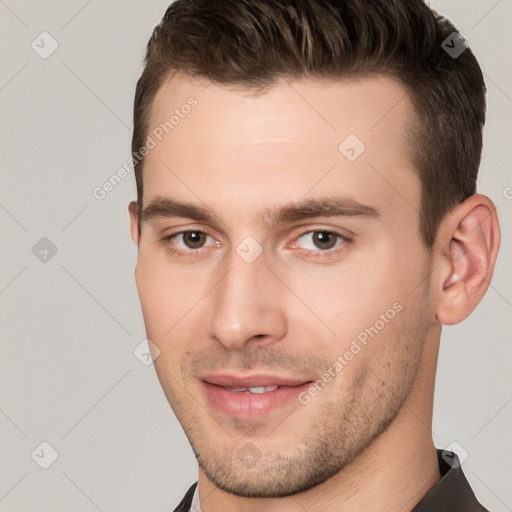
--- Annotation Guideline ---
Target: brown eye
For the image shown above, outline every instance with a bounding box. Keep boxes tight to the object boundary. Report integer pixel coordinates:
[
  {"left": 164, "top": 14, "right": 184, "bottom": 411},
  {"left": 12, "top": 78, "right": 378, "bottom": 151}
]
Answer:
[
  {"left": 182, "top": 231, "right": 207, "bottom": 248},
  {"left": 165, "top": 230, "right": 219, "bottom": 256},
  {"left": 312, "top": 231, "right": 338, "bottom": 250},
  {"left": 295, "top": 230, "right": 346, "bottom": 251}
]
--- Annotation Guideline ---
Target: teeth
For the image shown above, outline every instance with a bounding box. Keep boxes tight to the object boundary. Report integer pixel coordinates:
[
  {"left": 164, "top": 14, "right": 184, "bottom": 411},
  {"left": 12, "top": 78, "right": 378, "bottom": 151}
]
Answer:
[
  {"left": 248, "top": 386, "right": 278, "bottom": 393},
  {"left": 225, "top": 386, "right": 279, "bottom": 393}
]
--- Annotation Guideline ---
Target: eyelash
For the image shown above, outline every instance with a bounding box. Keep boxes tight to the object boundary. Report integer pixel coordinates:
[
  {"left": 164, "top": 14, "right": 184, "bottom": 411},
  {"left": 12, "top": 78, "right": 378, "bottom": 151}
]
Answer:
[
  {"left": 161, "top": 229, "right": 351, "bottom": 258},
  {"left": 163, "top": 230, "right": 219, "bottom": 256},
  {"left": 290, "top": 230, "right": 350, "bottom": 258}
]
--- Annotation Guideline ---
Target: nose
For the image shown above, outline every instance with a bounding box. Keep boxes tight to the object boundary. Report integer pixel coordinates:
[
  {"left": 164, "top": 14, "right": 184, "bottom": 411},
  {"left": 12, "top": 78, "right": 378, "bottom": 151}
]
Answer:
[{"left": 207, "top": 249, "right": 287, "bottom": 351}]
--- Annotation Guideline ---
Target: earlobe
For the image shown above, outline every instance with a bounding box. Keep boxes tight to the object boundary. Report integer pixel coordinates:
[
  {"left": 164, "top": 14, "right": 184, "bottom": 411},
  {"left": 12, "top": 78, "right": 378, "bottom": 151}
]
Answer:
[
  {"left": 436, "top": 195, "right": 500, "bottom": 325},
  {"left": 128, "top": 201, "right": 140, "bottom": 246}
]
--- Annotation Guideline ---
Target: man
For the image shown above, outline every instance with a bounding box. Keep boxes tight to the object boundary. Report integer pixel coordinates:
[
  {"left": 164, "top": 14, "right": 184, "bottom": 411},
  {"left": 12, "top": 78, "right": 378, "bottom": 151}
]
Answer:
[{"left": 128, "top": 0, "right": 500, "bottom": 510}]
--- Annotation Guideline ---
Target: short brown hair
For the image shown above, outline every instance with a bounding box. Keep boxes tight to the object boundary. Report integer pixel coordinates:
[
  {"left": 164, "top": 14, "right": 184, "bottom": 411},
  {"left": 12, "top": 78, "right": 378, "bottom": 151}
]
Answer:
[{"left": 132, "top": 0, "right": 486, "bottom": 247}]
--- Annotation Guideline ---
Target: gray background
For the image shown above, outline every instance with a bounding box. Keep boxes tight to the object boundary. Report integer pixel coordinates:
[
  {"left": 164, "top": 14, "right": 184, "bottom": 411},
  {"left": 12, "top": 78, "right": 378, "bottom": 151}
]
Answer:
[{"left": 0, "top": 1, "right": 510, "bottom": 511}]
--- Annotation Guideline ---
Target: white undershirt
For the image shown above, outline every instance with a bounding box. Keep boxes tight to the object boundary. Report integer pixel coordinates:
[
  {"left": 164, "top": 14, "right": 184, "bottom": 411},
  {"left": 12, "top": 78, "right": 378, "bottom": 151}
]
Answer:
[{"left": 190, "top": 484, "right": 202, "bottom": 512}]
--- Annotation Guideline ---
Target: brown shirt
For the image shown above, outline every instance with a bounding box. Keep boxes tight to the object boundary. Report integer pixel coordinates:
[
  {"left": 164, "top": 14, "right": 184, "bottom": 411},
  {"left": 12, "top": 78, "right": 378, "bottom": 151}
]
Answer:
[{"left": 172, "top": 449, "right": 489, "bottom": 512}]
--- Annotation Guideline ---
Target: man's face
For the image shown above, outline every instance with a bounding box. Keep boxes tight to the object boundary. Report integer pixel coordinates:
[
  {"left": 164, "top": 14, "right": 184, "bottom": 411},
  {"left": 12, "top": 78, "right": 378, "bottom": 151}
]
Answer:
[{"left": 130, "top": 74, "right": 437, "bottom": 497}]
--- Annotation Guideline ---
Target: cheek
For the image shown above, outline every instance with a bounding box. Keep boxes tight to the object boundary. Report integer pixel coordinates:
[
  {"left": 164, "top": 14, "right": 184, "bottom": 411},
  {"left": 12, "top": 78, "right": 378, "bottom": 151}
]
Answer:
[
  {"left": 135, "top": 258, "right": 166, "bottom": 335},
  {"left": 279, "top": 248, "right": 419, "bottom": 378},
  {"left": 283, "top": 263, "right": 400, "bottom": 340},
  {"left": 135, "top": 252, "right": 198, "bottom": 341},
  {"left": 135, "top": 250, "right": 223, "bottom": 377}
]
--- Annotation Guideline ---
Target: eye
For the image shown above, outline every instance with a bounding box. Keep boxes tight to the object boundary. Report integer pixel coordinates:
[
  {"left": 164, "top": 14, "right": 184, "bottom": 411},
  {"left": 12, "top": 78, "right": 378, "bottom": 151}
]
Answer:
[
  {"left": 167, "top": 230, "right": 219, "bottom": 251},
  {"left": 295, "top": 230, "right": 346, "bottom": 251}
]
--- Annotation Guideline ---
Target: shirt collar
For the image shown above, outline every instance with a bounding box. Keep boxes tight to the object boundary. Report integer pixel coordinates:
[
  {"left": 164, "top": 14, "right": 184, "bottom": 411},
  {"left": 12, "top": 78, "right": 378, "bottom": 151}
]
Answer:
[
  {"left": 411, "top": 449, "right": 487, "bottom": 511},
  {"left": 190, "top": 483, "right": 201, "bottom": 512}
]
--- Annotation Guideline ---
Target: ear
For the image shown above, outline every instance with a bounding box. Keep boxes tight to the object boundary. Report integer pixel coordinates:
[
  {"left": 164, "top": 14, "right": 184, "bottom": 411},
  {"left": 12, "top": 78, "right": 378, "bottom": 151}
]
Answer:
[
  {"left": 434, "top": 194, "right": 500, "bottom": 325},
  {"left": 128, "top": 201, "right": 140, "bottom": 246}
]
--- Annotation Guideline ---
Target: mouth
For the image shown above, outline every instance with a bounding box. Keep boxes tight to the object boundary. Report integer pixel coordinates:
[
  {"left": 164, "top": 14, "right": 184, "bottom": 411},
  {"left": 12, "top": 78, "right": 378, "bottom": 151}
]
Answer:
[{"left": 200, "top": 373, "right": 314, "bottom": 419}]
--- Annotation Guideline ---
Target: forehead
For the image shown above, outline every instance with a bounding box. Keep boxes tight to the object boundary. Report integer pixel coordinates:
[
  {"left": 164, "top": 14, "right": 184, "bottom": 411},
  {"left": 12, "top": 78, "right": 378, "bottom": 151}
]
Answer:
[
  {"left": 149, "top": 73, "right": 414, "bottom": 148},
  {"left": 143, "top": 74, "right": 420, "bottom": 227}
]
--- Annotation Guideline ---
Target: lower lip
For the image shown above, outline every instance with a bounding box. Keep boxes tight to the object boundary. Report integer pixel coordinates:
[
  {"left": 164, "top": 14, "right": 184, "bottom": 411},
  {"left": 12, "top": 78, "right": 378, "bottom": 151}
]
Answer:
[{"left": 201, "top": 381, "right": 313, "bottom": 419}]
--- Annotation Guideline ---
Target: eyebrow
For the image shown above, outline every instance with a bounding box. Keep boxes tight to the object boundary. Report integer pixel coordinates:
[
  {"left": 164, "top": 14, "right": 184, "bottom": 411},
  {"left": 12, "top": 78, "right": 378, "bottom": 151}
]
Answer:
[
  {"left": 140, "top": 195, "right": 380, "bottom": 229},
  {"left": 259, "top": 197, "right": 380, "bottom": 229},
  {"left": 141, "top": 196, "right": 215, "bottom": 224}
]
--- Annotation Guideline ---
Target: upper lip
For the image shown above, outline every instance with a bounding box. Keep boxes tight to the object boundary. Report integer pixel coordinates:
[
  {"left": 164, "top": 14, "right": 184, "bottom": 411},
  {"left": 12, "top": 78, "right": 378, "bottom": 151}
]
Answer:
[{"left": 201, "top": 373, "right": 313, "bottom": 388}]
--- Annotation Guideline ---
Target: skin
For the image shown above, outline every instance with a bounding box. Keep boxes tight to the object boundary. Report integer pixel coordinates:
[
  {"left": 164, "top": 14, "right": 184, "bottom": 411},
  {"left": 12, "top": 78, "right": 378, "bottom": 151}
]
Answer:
[{"left": 129, "top": 74, "right": 500, "bottom": 511}]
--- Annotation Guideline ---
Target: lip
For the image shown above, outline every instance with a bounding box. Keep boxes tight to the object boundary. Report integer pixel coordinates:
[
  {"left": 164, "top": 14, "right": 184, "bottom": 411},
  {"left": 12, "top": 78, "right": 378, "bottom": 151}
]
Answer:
[
  {"left": 200, "top": 373, "right": 314, "bottom": 419},
  {"left": 201, "top": 372, "right": 313, "bottom": 388}
]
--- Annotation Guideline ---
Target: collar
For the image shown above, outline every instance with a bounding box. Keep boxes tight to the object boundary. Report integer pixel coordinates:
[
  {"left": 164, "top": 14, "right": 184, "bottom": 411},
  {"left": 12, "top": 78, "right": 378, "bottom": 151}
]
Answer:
[{"left": 411, "top": 449, "right": 488, "bottom": 511}]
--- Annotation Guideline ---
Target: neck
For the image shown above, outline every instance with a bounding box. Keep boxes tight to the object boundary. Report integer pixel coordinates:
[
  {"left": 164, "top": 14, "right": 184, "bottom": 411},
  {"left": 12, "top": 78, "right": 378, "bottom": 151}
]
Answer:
[{"left": 197, "top": 332, "right": 442, "bottom": 512}]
